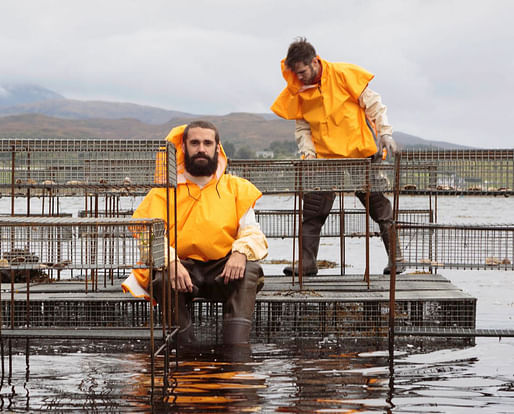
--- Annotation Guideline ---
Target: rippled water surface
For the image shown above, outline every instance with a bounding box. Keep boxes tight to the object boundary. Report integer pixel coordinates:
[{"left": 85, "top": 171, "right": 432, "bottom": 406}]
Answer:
[{"left": 1, "top": 195, "right": 513, "bottom": 412}]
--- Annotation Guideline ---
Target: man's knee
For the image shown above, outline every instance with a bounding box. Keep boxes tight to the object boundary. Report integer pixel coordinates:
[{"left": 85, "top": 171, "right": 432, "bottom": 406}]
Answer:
[{"left": 242, "top": 261, "right": 264, "bottom": 292}]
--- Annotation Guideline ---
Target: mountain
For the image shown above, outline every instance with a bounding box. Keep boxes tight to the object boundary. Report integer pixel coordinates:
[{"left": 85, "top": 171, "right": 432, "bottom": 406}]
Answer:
[
  {"left": 0, "top": 83, "right": 471, "bottom": 151},
  {"left": 0, "top": 112, "right": 469, "bottom": 153},
  {"left": 393, "top": 132, "right": 470, "bottom": 150},
  {"left": 0, "top": 84, "right": 63, "bottom": 108},
  {"left": 0, "top": 99, "right": 195, "bottom": 125}
]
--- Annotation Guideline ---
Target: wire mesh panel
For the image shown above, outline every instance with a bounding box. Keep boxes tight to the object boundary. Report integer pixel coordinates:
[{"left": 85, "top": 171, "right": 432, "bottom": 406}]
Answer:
[
  {"left": 227, "top": 159, "right": 374, "bottom": 193},
  {"left": 0, "top": 139, "right": 176, "bottom": 191},
  {"left": 398, "top": 222, "right": 514, "bottom": 270},
  {"left": 187, "top": 298, "right": 476, "bottom": 341},
  {"left": 0, "top": 217, "right": 165, "bottom": 271},
  {"left": 399, "top": 149, "right": 514, "bottom": 195},
  {"left": 256, "top": 208, "right": 432, "bottom": 238}
]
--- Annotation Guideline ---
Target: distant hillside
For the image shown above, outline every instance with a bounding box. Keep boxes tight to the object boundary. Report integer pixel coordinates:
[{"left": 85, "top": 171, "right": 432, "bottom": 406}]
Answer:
[
  {"left": 0, "top": 83, "right": 472, "bottom": 153},
  {"left": 0, "top": 99, "right": 195, "bottom": 125},
  {"left": 394, "top": 131, "right": 470, "bottom": 150},
  {"left": 0, "top": 112, "right": 470, "bottom": 154},
  {"left": 0, "top": 84, "right": 63, "bottom": 108}
]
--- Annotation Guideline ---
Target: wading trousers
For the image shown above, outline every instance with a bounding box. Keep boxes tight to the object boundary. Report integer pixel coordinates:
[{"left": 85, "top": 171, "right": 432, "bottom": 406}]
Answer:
[
  {"left": 284, "top": 190, "right": 402, "bottom": 275},
  {"left": 153, "top": 255, "right": 264, "bottom": 344}
]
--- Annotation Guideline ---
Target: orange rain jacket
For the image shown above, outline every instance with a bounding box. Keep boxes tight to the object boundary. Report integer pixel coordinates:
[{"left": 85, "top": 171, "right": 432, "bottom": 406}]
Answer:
[
  {"left": 122, "top": 125, "right": 265, "bottom": 298},
  {"left": 271, "top": 57, "right": 378, "bottom": 159}
]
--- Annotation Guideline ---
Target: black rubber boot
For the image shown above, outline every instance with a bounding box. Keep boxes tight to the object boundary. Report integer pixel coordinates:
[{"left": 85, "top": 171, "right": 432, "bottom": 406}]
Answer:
[
  {"left": 223, "top": 317, "right": 252, "bottom": 345},
  {"left": 381, "top": 226, "right": 406, "bottom": 275},
  {"left": 283, "top": 191, "right": 335, "bottom": 276},
  {"left": 355, "top": 192, "right": 405, "bottom": 275}
]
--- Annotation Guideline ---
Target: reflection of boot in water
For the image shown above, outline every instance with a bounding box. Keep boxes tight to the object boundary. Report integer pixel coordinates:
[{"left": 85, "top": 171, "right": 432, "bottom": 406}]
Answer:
[
  {"left": 176, "top": 321, "right": 198, "bottom": 347},
  {"left": 283, "top": 192, "right": 335, "bottom": 276}
]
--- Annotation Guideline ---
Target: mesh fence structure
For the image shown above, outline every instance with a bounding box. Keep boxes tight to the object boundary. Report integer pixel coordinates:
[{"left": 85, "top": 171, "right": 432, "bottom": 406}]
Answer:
[
  {"left": 185, "top": 295, "right": 476, "bottom": 342},
  {"left": 0, "top": 138, "right": 176, "bottom": 194},
  {"left": 256, "top": 208, "right": 433, "bottom": 238},
  {"left": 398, "top": 149, "right": 514, "bottom": 195},
  {"left": 227, "top": 158, "right": 382, "bottom": 193},
  {"left": 397, "top": 222, "right": 514, "bottom": 270},
  {"left": 0, "top": 217, "right": 166, "bottom": 271}
]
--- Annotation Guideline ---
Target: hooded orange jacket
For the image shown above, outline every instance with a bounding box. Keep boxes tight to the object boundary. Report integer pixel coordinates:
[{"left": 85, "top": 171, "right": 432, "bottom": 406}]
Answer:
[
  {"left": 271, "top": 57, "right": 378, "bottom": 159},
  {"left": 128, "top": 125, "right": 262, "bottom": 290}
]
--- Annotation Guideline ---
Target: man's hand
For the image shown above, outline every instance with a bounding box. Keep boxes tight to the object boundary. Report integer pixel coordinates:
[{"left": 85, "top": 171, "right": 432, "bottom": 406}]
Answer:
[
  {"left": 220, "top": 251, "right": 247, "bottom": 284},
  {"left": 377, "top": 134, "right": 399, "bottom": 156},
  {"left": 169, "top": 260, "right": 193, "bottom": 293}
]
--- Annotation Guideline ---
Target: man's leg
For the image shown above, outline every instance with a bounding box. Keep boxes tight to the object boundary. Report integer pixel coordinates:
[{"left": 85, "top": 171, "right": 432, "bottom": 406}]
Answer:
[
  {"left": 283, "top": 191, "right": 336, "bottom": 276},
  {"left": 152, "top": 269, "right": 195, "bottom": 344},
  {"left": 356, "top": 191, "right": 405, "bottom": 274},
  {"left": 220, "top": 261, "right": 264, "bottom": 344}
]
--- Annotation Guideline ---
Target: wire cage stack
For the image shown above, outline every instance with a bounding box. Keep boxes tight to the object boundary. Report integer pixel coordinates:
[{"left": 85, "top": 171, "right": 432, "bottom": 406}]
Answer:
[
  {"left": 256, "top": 208, "right": 433, "bottom": 238},
  {"left": 0, "top": 139, "right": 176, "bottom": 195},
  {"left": 228, "top": 158, "right": 390, "bottom": 193},
  {"left": 397, "top": 222, "right": 514, "bottom": 271},
  {"left": 0, "top": 217, "right": 165, "bottom": 329},
  {"left": 0, "top": 138, "right": 178, "bottom": 400},
  {"left": 398, "top": 149, "right": 514, "bottom": 195}
]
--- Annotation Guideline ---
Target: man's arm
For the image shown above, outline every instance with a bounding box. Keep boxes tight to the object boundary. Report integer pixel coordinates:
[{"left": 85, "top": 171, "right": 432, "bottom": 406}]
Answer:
[
  {"left": 295, "top": 119, "right": 316, "bottom": 159},
  {"left": 359, "top": 87, "right": 398, "bottom": 155},
  {"left": 221, "top": 208, "right": 268, "bottom": 284}
]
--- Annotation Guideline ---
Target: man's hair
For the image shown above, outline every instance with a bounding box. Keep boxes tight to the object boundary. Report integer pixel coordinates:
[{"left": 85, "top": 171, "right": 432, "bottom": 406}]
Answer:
[
  {"left": 183, "top": 120, "right": 220, "bottom": 145},
  {"left": 285, "top": 37, "right": 317, "bottom": 70}
]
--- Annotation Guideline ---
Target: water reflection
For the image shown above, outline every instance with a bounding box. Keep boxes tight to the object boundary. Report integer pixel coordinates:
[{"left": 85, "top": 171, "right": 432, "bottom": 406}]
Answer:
[{"left": 1, "top": 338, "right": 514, "bottom": 412}]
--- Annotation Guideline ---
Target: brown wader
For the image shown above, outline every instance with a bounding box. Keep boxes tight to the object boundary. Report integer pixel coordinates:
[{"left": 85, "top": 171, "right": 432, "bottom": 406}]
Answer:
[
  {"left": 153, "top": 255, "right": 264, "bottom": 345},
  {"left": 283, "top": 190, "right": 404, "bottom": 275}
]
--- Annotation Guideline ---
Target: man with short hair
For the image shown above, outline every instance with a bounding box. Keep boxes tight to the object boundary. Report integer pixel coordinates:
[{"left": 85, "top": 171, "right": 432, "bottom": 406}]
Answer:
[
  {"left": 122, "top": 120, "right": 268, "bottom": 345},
  {"left": 271, "top": 37, "right": 404, "bottom": 276}
]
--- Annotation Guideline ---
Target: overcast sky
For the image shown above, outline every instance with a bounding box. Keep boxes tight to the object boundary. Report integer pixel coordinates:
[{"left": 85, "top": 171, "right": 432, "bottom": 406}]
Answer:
[{"left": 1, "top": 0, "right": 513, "bottom": 147}]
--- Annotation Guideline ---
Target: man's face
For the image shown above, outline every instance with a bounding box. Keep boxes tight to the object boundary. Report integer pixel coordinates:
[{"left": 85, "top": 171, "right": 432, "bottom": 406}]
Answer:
[
  {"left": 293, "top": 57, "right": 319, "bottom": 85},
  {"left": 184, "top": 127, "right": 219, "bottom": 177}
]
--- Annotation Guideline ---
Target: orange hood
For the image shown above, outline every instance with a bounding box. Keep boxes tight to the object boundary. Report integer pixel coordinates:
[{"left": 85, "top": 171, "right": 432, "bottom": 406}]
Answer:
[{"left": 165, "top": 124, "right": 228, "bottom": 185}]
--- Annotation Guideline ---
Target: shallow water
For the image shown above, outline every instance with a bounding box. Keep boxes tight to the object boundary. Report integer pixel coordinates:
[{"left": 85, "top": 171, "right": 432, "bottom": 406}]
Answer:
[{"left": 1, "top": 195, "right": 513, "bottom": 412}]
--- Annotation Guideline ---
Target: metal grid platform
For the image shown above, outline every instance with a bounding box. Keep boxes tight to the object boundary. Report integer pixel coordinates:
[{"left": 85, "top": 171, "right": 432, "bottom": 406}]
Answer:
[
  {"left": 0, "top": 216, "right": 165, "bottom": 271},
  {"left": 256, "top": 208, "right": 432, "bottom": 238},
  {"left": 0, "top": 138, "right": 176, "bottom": 191},
  {"left": 397, "top": 222, "right": 514, "bottom": 270},
  {"left": 398, "top": 149, "right": 514, "bottom": 195}
]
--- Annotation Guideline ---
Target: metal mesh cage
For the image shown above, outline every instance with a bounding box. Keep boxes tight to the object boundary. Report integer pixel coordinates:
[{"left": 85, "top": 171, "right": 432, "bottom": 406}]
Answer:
[
  {"left": 398, "top": 222, "right": 514, "bottom": 270},
  {"left": 187, "top": 298, "right": 476, "bottom": 341},
  {"left": 256, "top": 208, "right": 433, "bottom": 238},
  {"left": 0, "top": 139, "right": 176, "bottom": 191},
  {"left": 399, "top": 149, "right": 514, "bottom": 195},
  {"left": 0, "top": 217, "right": 166, "bottom": 270},
  {"left": 227, "top": 159, "right": 379, "bottom": 193}
]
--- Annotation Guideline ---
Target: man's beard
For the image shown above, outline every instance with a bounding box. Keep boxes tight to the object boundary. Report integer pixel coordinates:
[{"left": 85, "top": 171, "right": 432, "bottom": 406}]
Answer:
[{"left": 185, "top": 150, "right": 218, "bottom": 177}]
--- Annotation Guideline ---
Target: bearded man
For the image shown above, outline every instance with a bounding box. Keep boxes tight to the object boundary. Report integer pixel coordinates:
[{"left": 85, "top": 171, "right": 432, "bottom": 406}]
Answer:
[{"left": 122, "top": 120, "right": 268, "bottom": 345}]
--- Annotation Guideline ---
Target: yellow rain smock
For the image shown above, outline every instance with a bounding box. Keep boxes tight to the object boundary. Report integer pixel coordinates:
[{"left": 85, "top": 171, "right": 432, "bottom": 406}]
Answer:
[
  {"left": 271, "top": 57, "right": 378, "bottom": 159},
  {"left": 123, "top": 125, "right": 262, "bottom": 294}
]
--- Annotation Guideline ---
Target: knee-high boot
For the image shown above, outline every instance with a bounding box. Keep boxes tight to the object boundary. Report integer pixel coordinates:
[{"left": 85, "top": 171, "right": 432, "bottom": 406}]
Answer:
[
  {"left": 222, "top": 262, "right": 263, "bottom": 344},
  {"left": 356, "top": 192, "right": 405, "bottom": 275},
  {"left": 283, "top": 191, "right": 336, "bottom": 276}
]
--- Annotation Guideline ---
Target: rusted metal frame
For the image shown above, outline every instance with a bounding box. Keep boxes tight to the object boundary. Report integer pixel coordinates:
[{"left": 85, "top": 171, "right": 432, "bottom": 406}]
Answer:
[
  {"left": 364, "top": 163, "right": 370, "bottom": 287},
  {"left": 388, "top": 154, "right": 402, "bottom": 353},
  {"left": 339, "top": 192, "right": 345, "bottom": 276},
  {"left": 296, "top": 161, "right": 304, "bottom": 289},
  {"left": 291, "top": 190, "right": 297, "bottom": 287}
]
